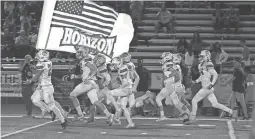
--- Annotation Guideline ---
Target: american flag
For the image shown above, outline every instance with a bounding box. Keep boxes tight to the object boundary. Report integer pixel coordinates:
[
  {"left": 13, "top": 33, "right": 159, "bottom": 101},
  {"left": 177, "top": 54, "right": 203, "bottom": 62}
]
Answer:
[{"left": 51, "top": 0, "right": 119, "bottom": 36}]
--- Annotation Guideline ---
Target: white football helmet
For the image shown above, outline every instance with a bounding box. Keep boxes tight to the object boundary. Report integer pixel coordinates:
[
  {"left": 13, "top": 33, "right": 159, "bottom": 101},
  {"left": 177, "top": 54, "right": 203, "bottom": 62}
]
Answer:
[
  {"left": 161, "top": 52, "right": 172, "bottom": 58},
  {"left": 76, "top": 47, "right": 90, "bottom": 59},
  {"left": 120, "top": 52, "right": 131, "bottom": 63},
  {"left": 93, "top": 54, "right": 106, "bottom": 67},
  {"left": 199, "top": 50, "right": 211, "bottom": 63},
  {"left": 36, "top": 50, "right": 49, "bottom": 62},
  {"left": 111, "top": 56, "right": 123, "bottom": 70},
  {"left": 160, "top": 54, "right": 173, "bottom": 64},
  {"left": 172, "top": 53, "right": 182, "bottom": 64}
]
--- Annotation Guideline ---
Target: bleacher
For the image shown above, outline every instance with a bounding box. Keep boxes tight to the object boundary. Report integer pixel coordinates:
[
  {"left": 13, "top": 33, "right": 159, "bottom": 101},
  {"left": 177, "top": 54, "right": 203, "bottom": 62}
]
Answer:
[{"left": 129, "top": 1, "right": 255, "bottom": 72}]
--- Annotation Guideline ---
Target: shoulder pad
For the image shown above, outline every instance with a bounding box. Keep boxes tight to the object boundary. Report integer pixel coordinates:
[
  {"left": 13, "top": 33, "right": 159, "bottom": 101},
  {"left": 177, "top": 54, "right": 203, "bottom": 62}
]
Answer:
[
  {"left": 205, "top": 62, "right": 214, "bottom": 70},
  {"left": 36, "top": 62, "right": 45, "bottom": 70},
  {"left": 99, "top": 65, "right": 108, "bottom": 73}
]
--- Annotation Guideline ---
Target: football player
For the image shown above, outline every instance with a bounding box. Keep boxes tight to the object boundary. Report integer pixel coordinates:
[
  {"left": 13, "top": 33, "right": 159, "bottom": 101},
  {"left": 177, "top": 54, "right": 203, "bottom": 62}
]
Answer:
[
  {"left": 135, "top": 90, "right": 158, "bottom": 115},
  {"left": 106, "top": 57, "right": 135, "bottom": 128},
  {"left": 24, "top": 50, "right": 68, "bottom": 129},
  {"left": 120, "top": 52, "right": 140, "bottom": 113},
  {"left": 69, "top": 47, "right": 114, "bottom": 125},
  {"left": 185, "top": 50, "right": 238, "bottom": 124},
  {"left": 84, "top": 54, "right": 120, "bottom": 124},
  {"left": 156, "top": 53, "right": 190, "bottom": 122}
]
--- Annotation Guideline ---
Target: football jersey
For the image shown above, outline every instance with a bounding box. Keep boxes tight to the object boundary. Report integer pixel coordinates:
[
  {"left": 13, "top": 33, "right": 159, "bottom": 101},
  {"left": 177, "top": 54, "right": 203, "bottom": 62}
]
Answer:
[
  {"left": 36, "top": 60, "right": 52, "bottom": 86},
  {"left": 118, "top": 65, "right": 133, "bottom": 89},
  {"left": 162, "top": 63, "right": 175, "bottom": 85},
  {"left": 80, "top": 59, "right": 97, "bottom": 82},
  {"left": 198, "top": 61, "right": 214, "bottom": 87},
  {"left": 125, "top": 62, "right": 136, "bottom": 80},
  {"left": 173, "top": 64, "right": 182, "bottom": 85},
  {"left": 97, "top": 64, "right": 111, "bottom": 86}
]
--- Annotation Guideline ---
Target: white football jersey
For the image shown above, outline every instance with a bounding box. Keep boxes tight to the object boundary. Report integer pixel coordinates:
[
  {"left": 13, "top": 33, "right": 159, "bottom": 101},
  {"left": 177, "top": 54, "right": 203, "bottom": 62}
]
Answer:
[
  {"left": 118, "top": 65, "right": 133, "bottom": 89},
  {"left": 198, "top": 61, "right": 214, "bottom": 87},
  {"left": 36, "top": 60, "right": 52, "bottom": 86}
]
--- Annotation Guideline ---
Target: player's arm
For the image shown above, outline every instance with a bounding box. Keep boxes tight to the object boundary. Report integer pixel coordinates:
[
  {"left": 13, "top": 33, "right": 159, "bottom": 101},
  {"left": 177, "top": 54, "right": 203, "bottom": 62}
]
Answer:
[
  {"left": 25, "top": 64, "right": 44, "bottom": 84},
  {"left": 208, "top": 68, "right": 218, "bottom": 86},
  {"left": 82, "top": 62, "right": 97, "bottom": 81},
  {"left": 101, "top": 71, "right": 111, "bottom": 87},
  {"left": 120, "top": 78, "right": 130, "bottom": 88},
  {"left": 132, "top": 70, "right": 140, "bottom": 92}
]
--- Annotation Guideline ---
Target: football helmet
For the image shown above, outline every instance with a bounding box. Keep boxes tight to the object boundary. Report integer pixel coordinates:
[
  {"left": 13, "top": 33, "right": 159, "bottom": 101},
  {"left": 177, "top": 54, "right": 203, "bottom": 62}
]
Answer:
[
  {"left": 120, "top": 52, "right": 131, "bottom": 63},
  {"left": 172, "top": 53, "right": 182, "bottom": 64},
  {"left": 93, "top": 54, "right": 106, "bottom": 67},
  {"left": 76, "top": 47, "right": 90, "bottom": 59},
  {"left": 36, "top": 50, "right": 49, "bottom": 62},
  {"left": 199, "top": 50, "right": 211, "bottom": 63},
  {"left": 160, "top": 54, "right": 173, "bottom": 64},
  {"left": 111, "top": 57, "right": 123, "bottom": 70},
  {"left": 161, "top": 52, "right": 172, "bottom": 58}
]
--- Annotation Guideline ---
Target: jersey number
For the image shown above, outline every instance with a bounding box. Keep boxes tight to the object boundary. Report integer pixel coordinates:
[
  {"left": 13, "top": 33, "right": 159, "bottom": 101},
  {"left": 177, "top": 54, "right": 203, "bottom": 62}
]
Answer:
[{"left": 47, "top": 64, "right": 52, "bottom": 76}]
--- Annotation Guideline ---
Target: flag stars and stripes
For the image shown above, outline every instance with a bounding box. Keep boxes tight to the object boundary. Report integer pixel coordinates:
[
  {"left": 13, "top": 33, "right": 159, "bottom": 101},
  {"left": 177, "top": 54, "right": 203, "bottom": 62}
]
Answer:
[{"left": 52, "top": 0, "right": 118, "bottom": 36}]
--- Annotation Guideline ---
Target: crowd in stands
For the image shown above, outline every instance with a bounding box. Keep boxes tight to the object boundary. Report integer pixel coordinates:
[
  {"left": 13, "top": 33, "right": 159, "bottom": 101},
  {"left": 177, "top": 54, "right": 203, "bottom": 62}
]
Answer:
[{"left": 1, "top": 1, "right": 43, "bottom": 58}]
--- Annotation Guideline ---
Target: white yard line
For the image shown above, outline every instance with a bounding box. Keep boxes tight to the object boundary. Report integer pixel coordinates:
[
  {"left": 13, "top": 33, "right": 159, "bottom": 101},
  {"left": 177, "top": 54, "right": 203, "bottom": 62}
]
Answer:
[
  {"left": 1, "top": 115, "right": 251, "bottom": 122},
  {"left": 227, "top": 120, "right": 236, "bottom": 139},
  {"left": 1, "top": 120, "right": 58, "bottom": 138}
]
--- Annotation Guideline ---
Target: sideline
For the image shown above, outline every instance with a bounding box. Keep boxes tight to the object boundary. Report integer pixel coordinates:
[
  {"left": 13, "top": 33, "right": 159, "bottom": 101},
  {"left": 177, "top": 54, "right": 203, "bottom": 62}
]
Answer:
[
  {"left": 1, "top": 120, "right": 58, "bottom": 138},
  {"left": 227, "top": 120, "right": 236, "bottom": 139}
]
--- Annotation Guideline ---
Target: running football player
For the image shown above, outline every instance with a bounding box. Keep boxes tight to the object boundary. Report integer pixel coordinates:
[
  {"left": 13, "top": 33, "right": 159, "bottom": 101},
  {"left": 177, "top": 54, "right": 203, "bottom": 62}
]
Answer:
[
  {"left": 69, "top": 47, "right": 114, "bottom": 125},
  {"left": 24, "top": 50, "right": 68, "bottom": 129},
  {"left": 106, "top": 56, "right": 135, "bottom": 128},
  {"left": 120, "top": 52, "right": 140, "bottom": 113},
  {"left": 185, "top": 50, "right": 238, "bottom": 124},
  {"left": 156, "top": 53, "right": 190, "bottom": 122}
]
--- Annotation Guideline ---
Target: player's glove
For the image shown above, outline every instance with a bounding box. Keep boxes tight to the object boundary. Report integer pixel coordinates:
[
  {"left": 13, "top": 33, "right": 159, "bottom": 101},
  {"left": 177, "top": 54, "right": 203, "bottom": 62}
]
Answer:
[{"left": 208, "top": 83, "right": 214, "bottom": 89}]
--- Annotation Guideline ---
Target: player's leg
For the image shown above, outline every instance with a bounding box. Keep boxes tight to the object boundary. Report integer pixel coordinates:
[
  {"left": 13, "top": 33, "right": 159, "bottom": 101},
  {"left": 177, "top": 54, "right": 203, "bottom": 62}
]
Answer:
[
  {"left": 135, "top": 95, "right": 148, "bottom": 108},
  {"left": 31, "top": 89, "right": 50, "bottom": 118},
  {"left": 156, "top": 87, "right": 170, "bottom": 121},
  {"left": 69, "top": 83, "right": 93, "bottom": 118},
  {"left": 185, "top": 88, "right": 209, "bottom": 124},
  {"left": 120, "top": 97, "right": 135, "bottom": 128},
  {"left": 104, "top": 89, "right": 121, "bottom": 112},
  {"left": 43, "top": 86, "right": 68, "bottom": 129},
  {"left": 54, "top": 101, "right": 69, "bottom": 119},
  {"left": 128, "top": 93, "right": 136, "bottom": 114},
  {"left": 207, "top": 92, "right": 238, "bottom": 121},
  {"left": 170, "top": 91, "right": 190, "bottom": 122},
  {"left": 87, "top": 88, "right": 114, "bottom": 126}
]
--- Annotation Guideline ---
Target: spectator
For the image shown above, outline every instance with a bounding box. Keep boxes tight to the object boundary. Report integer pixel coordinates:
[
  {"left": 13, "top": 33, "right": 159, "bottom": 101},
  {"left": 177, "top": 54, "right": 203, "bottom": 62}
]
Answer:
[
  {"left": 20, "top": 11, "right": 32, "bottom": 34},
  {"left": 212, "top": 6, "right": 224, "bottom": 33},
  {"left": 240, "top": 39, "right": 251, "bottom": 72},
  {"left": 135, "top": 58, "right": 151, "bottom": 115},
  {"left": 209, "top": 44, "right": 217, "bottom": 66},
  {"left": 29, "top": 28, "right": 38, "bottom": 46},
  {"left": 136, "top": 58, "right": 151, "bottom": 92},
  {"left": 15, "top": 30, "right": 30, "bottom": 46},
  {"left": 224, "top": 6, "right": 240, "bottom": 33},
  {"left": 185, "top": 46, "right": 194, "bottom": 67},
  {"left": 19, "top": 54, "right": 35, "bottom": 118},
  {"left": 1, "top": 28, "right": 14, "bottom": 46},
  {"left": 190, "top": 31, "right": 208, "bottom": 56},
  {"left": 1, "top": 28, "right": 14, "bottom": 57},
  {"left": 177, "top": 38, "right": 188, "bottom": 55},
  {"left": 4, "top": 1, "right": 15, "bottom": 16},
  {"left": 154, "top": 3, "right": 174, "bottom": 36},
  {"left": 3, "top": 14, "right": 16, "bottom": 37},
  {"left": 214, "top": 42, "right": 228, "bottom": 74},
  {"left": 130, "top": 1, "right": 143, "bottom": 23},
  {"left": 224, "top": 59, "right": 249, "bottom": 120}
]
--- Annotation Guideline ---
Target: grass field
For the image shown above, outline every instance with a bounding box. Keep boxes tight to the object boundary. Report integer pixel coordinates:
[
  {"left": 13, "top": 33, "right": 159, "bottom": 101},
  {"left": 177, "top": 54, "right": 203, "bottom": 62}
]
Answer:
[{"left": 1, "top": 114, "right": 251, "bottom": 139}]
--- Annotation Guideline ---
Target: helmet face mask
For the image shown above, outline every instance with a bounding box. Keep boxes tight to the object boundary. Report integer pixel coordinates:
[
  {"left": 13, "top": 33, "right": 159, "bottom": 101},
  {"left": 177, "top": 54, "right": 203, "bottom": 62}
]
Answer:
[
  {"left": 93, "top": 54, "right": 106, "bottom": 67},
  {"left": 76, "top": 47, "right": 90, "bottom": 59},
  {"left": 111, "top": 57, "right": 122, "bottom": 70},
  {"left": 120, "top": 52, "right": 131, "bottom": 63},
  {"left": 161, "top": 55, "right": 173, "bottom": 64},
  {"left": 37, "top": 50, "right": 49, "bottom": 62},
  {"left": 199, "top": 50, "right": 211, "bottom": 63}
]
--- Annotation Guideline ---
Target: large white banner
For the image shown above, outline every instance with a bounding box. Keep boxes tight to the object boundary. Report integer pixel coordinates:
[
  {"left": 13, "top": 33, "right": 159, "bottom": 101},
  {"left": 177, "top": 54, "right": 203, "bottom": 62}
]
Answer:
[{"left": 36, "top": 0, "right": 134, "bottom": 62}]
